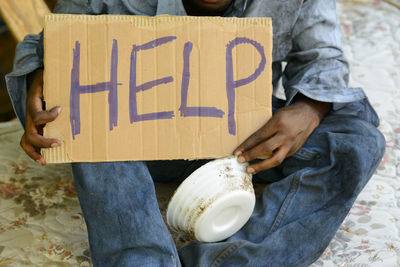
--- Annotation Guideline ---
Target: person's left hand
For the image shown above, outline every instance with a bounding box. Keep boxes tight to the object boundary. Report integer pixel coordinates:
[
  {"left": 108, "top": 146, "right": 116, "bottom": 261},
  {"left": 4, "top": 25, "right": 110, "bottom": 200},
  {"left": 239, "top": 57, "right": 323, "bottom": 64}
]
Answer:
[{"left": 233, "top": 95, "right": 331, "bottom": 174}]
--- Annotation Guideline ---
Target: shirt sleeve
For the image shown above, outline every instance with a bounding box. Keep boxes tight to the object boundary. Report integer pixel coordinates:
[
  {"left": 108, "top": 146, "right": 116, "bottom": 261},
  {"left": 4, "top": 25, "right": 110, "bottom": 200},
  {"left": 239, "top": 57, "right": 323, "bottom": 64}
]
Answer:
[
  {"left": 5, "top": 0, "right": 96, "bottom": 127},
  {"left": 282, "top": 0, "right": 366, "bottom": 105}
]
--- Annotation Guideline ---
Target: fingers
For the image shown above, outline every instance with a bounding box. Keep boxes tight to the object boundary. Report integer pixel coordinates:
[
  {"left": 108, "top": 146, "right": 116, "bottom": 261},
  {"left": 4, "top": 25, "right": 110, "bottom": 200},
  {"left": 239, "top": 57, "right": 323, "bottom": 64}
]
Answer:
[
  {"left": 26, "top": 71, "right": 61, "bottom": 126},
  {"left": 20, "top": 134, "right": 46, "bottom": 165},
  {"left": 235, "top": 133, "right": 288, "bottom": 174},
  {"left": 233, "top": 119, "right": 277, "bottom": 156},
  {"left": 23, "top": 70, "right": 59, "bottom": 165},
  {"left": 25, "top": 106, "right": 61, "bottom": 148},
  {"left": 22, "top": 106, "right": 61, "bottom": 165},
  {"left": 20, "top": 131, "right": 59, "bottom": 165},
  {"left": 246, "top": 146, "right": 290, "bottom": 174},
  {"left": 237, "top": 134, "right": 283, "bottom": 163},
  {"left": 30, "top": 106, "right": 61, "bottom": 126},
  {"left": 26, "top": 132, "right": 61, "bottom": 149}
]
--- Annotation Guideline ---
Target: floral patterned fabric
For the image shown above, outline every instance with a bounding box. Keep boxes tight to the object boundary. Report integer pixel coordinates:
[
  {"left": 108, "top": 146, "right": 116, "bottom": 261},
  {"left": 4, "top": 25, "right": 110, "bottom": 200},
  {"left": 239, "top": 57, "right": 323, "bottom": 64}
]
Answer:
[
  {"left": 311, "top": 0, "right": 400, "bottom": 266},
  {"left": 0, "top": 0, "right": 399, "bottom": 266}
]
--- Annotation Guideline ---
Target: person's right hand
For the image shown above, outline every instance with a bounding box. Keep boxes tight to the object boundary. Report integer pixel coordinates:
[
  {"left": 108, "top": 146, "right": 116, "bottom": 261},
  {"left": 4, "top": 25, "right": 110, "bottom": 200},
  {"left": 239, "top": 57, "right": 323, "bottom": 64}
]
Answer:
[{"left": 20, "top": 69, "right": 61, "bottom": 165}]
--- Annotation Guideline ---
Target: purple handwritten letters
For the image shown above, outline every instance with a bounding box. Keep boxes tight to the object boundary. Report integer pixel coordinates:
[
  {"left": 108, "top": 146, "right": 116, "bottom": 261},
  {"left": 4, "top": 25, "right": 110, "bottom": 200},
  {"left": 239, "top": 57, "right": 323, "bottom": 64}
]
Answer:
[
  {"left": 70, "top": 40, "right": 120, "bottom": 140},
  {"left": 70, "top": 37, "right": 266, "bottom": 139},
  {"left": 226, "top": 37, "right": 266, "bottom": 135},
  {"left": 129, "top": 36, "right": 176, "bottom": 123}
]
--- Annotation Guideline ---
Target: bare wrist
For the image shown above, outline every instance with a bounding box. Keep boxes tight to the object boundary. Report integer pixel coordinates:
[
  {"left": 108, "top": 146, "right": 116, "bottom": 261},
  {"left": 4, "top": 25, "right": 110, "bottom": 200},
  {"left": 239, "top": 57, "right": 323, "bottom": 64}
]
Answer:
[
  {"left": 27, "top": 68, "right": 43, "bottom": 91},
  {"left": 293, "top": 94, "right": 332, "bottom": 123}
]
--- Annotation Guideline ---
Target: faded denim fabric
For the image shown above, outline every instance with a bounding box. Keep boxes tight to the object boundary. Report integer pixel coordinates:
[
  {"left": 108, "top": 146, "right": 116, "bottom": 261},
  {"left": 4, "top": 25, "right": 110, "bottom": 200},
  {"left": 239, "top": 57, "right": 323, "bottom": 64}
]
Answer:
[
  {"left": 70, "top": 96, "right": 385, "bottom": 266},
  {"left": 5, "top": 0, "right": 385, "bottom": 266}
]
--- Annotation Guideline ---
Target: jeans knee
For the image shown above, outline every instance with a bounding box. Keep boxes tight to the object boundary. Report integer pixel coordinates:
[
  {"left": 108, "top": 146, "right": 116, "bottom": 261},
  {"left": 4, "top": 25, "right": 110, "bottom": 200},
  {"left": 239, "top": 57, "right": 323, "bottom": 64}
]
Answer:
[
  {"left": 374, "top": 130, "right": 386, "bottom": 165},
  {"left": 356, "top": 119, "right": 386, "bottom": 169},
  {"left": 340, "top": 118, "right": 386, "bottom": 188},
  {"left": 315, "top": 116, "right": 386, "bottom": 192}
]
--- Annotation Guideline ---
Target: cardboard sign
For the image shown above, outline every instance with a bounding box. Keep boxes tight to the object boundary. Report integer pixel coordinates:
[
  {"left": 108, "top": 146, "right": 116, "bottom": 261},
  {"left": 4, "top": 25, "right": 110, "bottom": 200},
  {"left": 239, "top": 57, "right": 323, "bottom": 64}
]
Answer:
[{"left": 42, "top": 14, "right": 273, "bottom": 163}]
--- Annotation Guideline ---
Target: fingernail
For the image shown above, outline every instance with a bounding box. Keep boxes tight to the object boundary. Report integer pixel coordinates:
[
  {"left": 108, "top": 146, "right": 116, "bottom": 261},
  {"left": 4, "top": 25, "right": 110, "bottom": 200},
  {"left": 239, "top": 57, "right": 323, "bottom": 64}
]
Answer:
[
  {"left": 51, "top": 142, "right": 60, "bottom": 148},
  {"left": 36, "top": 159, "right": 46, "bottom": 165},
  {"left": 238, "top": 156, "right": 246, "bottom": 163},
  {"left": 56, "top": 106, "right": 62, "bottom": 114},
  {"left": 247, "top": 167, "right": 255, "bottom": 174},
  {"left": 234, "top": 150, "right": 242, "bottom": 156}
]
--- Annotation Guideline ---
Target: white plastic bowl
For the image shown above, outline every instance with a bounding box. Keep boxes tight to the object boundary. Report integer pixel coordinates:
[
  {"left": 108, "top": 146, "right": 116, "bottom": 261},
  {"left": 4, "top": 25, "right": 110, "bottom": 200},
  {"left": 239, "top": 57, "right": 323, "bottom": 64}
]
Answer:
[{"left": 166, "top": 156, "right": 255, "bottom": 242}]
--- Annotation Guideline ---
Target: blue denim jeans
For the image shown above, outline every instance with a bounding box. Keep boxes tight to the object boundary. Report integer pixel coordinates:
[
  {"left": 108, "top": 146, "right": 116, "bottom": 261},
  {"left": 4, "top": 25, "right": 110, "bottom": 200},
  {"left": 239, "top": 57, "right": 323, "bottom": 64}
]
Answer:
[{"left": 71, "top": 97, "right": 385, "bottom": 266}]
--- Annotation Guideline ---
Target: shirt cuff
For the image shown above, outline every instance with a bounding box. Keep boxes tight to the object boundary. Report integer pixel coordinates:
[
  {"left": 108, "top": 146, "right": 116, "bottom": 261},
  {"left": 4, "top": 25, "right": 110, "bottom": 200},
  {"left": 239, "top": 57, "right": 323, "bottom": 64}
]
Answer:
[
  {"left": 5, "top": 33, "right": 44, "bottom": 127},
  {"left": 283, "top": 85, "right": 379, "bottom": 127},
  {"left": 284, "top": 85, "right": 367, "bottom": 106}
]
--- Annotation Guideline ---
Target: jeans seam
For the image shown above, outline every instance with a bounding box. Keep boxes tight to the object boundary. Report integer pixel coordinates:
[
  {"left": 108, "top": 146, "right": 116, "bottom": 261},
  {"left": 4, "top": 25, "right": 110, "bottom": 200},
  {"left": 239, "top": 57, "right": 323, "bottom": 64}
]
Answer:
[
  {"left": 210, "top": 240, "right": 245, "bottom": 267},
  {"left": 293, "top": 149, "right": 317, "bottom": 160},
  {"left": 267, "top": 171, "right": 302, "bottom": 235}
]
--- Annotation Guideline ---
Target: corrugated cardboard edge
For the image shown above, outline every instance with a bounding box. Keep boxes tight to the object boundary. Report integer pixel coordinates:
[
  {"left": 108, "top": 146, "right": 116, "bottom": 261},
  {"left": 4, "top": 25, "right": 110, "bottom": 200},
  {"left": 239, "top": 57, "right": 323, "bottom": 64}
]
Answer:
[
  {"left": 41, "top": 14, "right": 273, "bottom": 163},
  {"left": 42, "top": 14, "right": 72, "bottom": 163},
  {"left": 42, "top": 144, "right": 71, "bottom": 163},
  {"left": 42, "top": 14, "right": 272, "bottom": 27}
]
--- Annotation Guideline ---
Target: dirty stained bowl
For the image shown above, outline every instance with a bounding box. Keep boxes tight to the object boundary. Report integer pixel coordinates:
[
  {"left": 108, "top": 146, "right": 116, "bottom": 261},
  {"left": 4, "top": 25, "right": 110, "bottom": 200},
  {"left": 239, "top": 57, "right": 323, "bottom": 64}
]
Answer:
[{"left": 166, "top": 156, "right": 255, "bottom": 242}]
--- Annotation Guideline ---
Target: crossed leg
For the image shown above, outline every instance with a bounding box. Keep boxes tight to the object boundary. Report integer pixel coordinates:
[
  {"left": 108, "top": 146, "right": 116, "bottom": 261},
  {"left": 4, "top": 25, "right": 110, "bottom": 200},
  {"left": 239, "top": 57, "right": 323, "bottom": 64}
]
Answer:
[{"left": 72, "top": 114, "right": 384, "bottom": 267}]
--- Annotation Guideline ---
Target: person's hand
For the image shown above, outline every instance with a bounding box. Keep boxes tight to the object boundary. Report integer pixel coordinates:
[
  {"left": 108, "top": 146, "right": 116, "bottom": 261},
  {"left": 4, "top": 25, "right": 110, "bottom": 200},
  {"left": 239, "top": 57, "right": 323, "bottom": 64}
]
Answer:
[
  {"left": 20, "top": 69, "right": 61, "bottom": 165},
  {"left": 233, "top": 95, "right": 331, "bottom": 174}
]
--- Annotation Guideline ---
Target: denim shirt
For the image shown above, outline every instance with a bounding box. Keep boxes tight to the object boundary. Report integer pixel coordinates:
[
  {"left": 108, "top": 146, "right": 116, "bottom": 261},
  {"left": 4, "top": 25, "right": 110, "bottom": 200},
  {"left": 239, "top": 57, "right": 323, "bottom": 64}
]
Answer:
[{"left": 5, "top": 0, "right": 379, "bottom": 127}]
